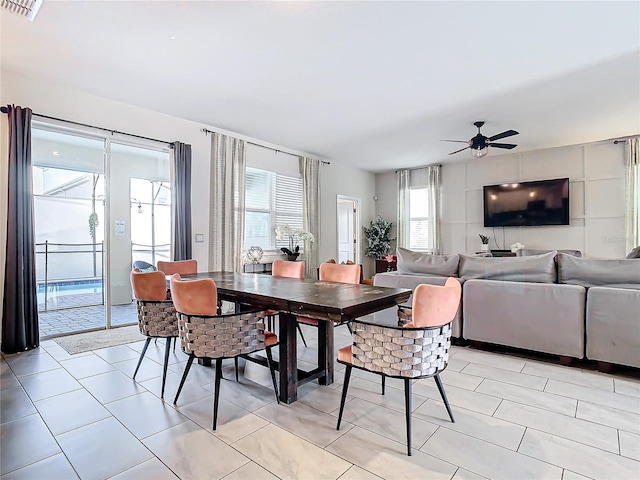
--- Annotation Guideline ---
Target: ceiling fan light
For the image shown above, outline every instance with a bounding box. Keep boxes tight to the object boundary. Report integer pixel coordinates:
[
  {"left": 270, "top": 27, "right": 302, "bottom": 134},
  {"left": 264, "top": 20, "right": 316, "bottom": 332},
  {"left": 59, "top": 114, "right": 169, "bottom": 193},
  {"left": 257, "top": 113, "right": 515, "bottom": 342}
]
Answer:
[{"left": 471, "top": 146, "right": 487, "bottom": 158}]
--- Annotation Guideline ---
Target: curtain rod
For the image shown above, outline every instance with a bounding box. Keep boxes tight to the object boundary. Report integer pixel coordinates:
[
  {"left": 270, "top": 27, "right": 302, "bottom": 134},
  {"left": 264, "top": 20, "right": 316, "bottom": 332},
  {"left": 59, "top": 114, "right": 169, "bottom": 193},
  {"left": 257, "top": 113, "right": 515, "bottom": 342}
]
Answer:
[
  {"left": 0, "top": 106, "right": 174, "bottom": 148},
  {"left": 613, "top": 135, "right": 638, "bottom": 144},
  {"left": 394, "top": 164, "right": 443, "bottom": 173},
  {"left": 201, "top": 127, "right": 330, "bottom": 164}
]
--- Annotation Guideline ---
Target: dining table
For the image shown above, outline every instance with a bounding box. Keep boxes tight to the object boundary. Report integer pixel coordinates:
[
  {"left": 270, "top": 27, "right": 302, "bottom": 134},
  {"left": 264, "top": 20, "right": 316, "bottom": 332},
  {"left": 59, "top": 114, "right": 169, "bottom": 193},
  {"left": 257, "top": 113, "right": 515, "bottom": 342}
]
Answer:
[{"left": 179, "top": 272, "right": 412, "bottom": 404}]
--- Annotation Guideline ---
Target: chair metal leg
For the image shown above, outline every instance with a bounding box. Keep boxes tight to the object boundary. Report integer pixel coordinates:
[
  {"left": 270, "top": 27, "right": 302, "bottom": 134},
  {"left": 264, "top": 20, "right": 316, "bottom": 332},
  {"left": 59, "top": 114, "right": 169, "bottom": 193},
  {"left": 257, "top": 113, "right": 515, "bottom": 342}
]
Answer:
[
  {"left": 404, "top": 378, "right": 412, "bottom": 456},
  {"left": 173, "top": 336, "right": 177, "bottom": 352},
  {"left": 297, "top": 323, "right": 308, "bottom": 348},
  {"left": 381, "top": 374, "right": 386, "bottom": 395},
  {"left": 133, "top": 338, "right": 151, "bottom": 379},
  {"left": 434, "top": 373, "right": 455, "bottom": 423},
  {"left": 265, "top": 347, "right": 280, "bottom": 404},
  {"left": 336, "top": 365, "right": 352, "bottom": 430},
  {"left": 346, "top": 321, "right": 353, "bottom": 335},
  {"left": 213, "top": 358, "right": 223, "bottom": 431},
  {"left": 234, "top": 357, "right": 239, "bottom": 382},
  {"left": 161, "top": 337, "right": 172, "bottom": 398},
  {"left": 173, "top": 354, "right": 195, "bottom": 404}
]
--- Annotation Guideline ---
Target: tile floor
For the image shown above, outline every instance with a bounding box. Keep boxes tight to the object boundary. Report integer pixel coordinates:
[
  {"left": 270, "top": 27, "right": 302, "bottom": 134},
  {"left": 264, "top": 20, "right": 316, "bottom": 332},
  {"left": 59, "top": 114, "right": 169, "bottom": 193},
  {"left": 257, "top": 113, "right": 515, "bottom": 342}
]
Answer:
[{"left": 1, "top": 324, "right": 640, "bottom": 480}]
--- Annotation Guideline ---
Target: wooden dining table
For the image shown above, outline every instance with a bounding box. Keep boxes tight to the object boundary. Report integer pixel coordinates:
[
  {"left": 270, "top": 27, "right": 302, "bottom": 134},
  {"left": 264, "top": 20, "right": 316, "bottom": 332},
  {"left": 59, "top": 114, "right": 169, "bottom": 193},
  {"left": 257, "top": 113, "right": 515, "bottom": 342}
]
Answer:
[{"left": 180, "top": 272, "right": 412, "bottom": 404}]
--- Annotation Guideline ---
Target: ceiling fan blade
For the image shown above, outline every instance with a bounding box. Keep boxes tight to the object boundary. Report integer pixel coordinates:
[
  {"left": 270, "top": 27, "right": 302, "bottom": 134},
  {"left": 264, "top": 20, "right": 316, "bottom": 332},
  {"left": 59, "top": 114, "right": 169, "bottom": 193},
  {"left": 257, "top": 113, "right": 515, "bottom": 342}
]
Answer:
[
  {"left": 440, "top": 139, "right": 470, "bottom": 144},
  {"left": 489, "top": 143, "right": 517, "bottom": 149},
  {"left": 488, "top": 130, "right": 519, "bottom": 141},
  {"left": 448, "top": 146, "right": 470, "bottom": 155}
]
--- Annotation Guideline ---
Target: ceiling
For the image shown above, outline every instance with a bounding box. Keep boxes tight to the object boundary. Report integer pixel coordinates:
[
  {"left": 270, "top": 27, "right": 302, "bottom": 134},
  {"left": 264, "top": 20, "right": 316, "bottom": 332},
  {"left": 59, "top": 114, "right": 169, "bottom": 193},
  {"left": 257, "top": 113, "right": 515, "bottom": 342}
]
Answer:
[{"left": 2, "top": 1, "right": 639, "bottom": 172}]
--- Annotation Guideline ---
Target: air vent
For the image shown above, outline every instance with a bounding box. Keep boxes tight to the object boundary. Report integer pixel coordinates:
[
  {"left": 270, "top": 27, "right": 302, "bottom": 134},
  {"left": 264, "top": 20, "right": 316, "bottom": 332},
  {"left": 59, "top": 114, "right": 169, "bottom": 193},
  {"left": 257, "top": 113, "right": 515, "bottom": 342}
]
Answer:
[{"left": 1, "top": 0, "right": 42, "bottom": 21}]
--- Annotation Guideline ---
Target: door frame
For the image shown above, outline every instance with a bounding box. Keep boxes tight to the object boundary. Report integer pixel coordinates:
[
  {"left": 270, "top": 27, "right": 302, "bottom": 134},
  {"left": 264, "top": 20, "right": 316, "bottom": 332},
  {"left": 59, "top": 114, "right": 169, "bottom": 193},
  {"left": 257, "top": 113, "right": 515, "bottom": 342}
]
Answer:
[{"left": 336, "top": 195, "right": 361, "bottom": 265}]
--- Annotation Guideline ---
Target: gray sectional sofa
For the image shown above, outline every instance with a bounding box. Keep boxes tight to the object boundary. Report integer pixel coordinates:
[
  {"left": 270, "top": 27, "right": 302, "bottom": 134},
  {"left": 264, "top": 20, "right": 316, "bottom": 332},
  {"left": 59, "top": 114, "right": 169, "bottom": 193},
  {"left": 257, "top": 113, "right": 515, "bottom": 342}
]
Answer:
[{"left": 374, "top": 247, "right": 640, "bottom": 369}]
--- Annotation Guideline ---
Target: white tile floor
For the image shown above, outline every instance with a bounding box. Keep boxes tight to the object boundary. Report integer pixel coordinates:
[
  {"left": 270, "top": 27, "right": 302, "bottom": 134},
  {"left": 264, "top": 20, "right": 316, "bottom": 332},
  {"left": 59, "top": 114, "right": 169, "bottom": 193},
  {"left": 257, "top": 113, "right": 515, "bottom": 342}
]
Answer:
[{"left": 1, "top": 325, "right": 640, "bottom": 480}]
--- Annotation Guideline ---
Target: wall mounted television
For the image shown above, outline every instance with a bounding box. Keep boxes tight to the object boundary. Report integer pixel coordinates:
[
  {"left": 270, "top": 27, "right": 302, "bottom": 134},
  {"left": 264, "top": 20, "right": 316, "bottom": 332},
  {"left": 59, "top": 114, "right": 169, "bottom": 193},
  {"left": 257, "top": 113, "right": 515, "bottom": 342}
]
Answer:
[{"left": 483, "top": 178, "right": 570, "bottom": 227}]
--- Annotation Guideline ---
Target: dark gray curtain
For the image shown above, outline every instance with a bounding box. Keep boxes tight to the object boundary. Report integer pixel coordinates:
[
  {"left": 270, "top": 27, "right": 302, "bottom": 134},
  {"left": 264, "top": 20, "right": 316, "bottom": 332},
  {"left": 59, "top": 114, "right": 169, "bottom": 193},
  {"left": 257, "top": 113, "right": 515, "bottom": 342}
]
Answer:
[
  {"left": 2, "top": 105, "right": 39, "bottom": 353},
  {"left": 172, "top": 141, "right": 192, "bottom": 261}
]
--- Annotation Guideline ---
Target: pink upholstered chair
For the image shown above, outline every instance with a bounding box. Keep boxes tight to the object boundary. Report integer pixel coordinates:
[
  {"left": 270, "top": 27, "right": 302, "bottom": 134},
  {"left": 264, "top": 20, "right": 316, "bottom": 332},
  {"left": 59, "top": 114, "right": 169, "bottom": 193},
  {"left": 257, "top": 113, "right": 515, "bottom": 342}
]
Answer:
[
  {"left": 157, "top": 259, "right": 197, "bottom": 275},
  {"left": 170, "top": 274, "right": 279, "bottom": 430},
  {"left": 130, "top": 268, "right": 178, "bottom": 398},
  {"left": 296, "top": 262, "right": 362, "bottom": 346},
  {"left": 336, "top": 277, "right": 461, "bottom": 456},
  {"left": 266, "top": 260, "right": 307, "bottom": 343}
]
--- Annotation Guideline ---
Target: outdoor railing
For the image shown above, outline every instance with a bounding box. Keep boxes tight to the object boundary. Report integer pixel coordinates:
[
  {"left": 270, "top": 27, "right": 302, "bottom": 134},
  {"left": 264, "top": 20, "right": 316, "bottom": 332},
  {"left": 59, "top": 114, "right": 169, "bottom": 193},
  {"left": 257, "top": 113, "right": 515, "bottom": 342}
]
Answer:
[
  {"left": 131, "top": 242, "right": 170, "bottom": 266},
  {"left": 35, "top": 241, "right": 105, "bottom": 312}
]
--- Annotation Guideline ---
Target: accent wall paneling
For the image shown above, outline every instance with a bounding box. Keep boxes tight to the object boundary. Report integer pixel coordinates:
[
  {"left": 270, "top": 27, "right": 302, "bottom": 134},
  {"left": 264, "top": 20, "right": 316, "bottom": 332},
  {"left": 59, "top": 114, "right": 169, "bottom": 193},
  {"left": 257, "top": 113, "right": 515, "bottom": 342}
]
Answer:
[{"left": 437, "top": 139, "right": 627, "bottom": 258}]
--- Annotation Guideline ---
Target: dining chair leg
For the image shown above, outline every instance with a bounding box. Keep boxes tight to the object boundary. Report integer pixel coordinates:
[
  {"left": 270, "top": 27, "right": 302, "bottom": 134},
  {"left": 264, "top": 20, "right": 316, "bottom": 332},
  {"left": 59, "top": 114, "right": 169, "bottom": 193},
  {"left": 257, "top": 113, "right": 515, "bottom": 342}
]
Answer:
[
  {"left": 336, "top": 365, "right": 352, "bottom": 430},
  {"left": 404, "top": 378, "right": 412, "bottom": 456},
  {"left": 161, "top": 337, "right": 172, "bottom": 398},
  {"left": 173, "top": 336, "right": 177, "bottom": 352},
  {"left": 381, "top": 374, "right": 386, "bottom": 395},
  {"left": 265, "top": 347, "right": 280, "bottom": 404},
  {"left": 346, "top": 321, "right": 353, "bottom": 335},
  {"left": 173, "top": 354, "right": 195, "bottom": 404},
  {"left": 297, "top": 323, "right": 308, "bottom": 348},
  {"left": 213, "top": 358, "right": 223, "bottom": 431},
  {"left": 234, "top": 357, "right": 239, "bottom": 382},
  {"left": 434, "top": 373, "right": 455, "bottom": 423},
  {"left": 133, "top": 337, "right": 151, "bottom": 379}
]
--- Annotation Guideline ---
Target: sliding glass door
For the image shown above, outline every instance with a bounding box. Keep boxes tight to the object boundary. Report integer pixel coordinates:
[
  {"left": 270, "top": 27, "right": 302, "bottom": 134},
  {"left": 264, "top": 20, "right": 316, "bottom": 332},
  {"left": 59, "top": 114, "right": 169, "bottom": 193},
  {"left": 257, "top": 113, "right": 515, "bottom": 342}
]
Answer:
[
  {"left": 32, "top": 128, "right": 106, "bottom": 337},
  {"left": 31, "top": 126, "right": 171, "bottom": 338},
  {"left": 109, "top": 142, "right": 171, "bottom": 328}
]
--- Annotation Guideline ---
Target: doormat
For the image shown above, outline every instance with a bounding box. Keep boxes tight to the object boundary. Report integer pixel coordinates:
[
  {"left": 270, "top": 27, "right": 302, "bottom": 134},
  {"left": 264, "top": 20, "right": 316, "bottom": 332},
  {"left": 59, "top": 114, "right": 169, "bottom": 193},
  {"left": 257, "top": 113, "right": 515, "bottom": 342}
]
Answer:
[{"left": 55, "top": 325, "right": 143, "bottom": 355}]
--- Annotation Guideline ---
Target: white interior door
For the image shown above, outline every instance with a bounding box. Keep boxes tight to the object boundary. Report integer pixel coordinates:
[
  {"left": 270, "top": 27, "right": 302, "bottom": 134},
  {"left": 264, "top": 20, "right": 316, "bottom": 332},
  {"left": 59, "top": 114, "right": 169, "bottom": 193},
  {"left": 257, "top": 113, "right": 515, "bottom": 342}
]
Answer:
[{"left": 337, "top": 196, "right": 360, "bottom": 263}]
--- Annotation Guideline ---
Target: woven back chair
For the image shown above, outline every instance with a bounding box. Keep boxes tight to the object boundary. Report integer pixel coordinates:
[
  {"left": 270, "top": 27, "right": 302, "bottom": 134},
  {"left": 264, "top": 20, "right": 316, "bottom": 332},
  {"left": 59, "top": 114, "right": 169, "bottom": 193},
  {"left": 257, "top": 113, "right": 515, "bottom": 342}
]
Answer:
[
  {"left": 130, "top": 268, "right": 178, "bottom": 398},
  {"left": 157, "top": 259, "right": 197, "bottom": 275},
  {"left": 296, "top": 262, "right": 362, "bottom": 346},
  {"left": 169, "top": 274, "right": 279, "bottom": 430},
  {"left": 336, "top": 277, "right": 461, "bottom": 456}
]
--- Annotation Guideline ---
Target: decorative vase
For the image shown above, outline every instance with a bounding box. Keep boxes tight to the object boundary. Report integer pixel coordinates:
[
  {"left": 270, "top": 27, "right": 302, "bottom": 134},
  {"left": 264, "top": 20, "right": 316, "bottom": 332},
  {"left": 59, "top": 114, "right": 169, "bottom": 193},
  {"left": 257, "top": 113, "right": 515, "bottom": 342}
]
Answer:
[
  {"left": 481, "top": 244, "right": 489, "bottom": 252},
  {"left": 286, "top": 254, "right": 299, "bottom": 261}
]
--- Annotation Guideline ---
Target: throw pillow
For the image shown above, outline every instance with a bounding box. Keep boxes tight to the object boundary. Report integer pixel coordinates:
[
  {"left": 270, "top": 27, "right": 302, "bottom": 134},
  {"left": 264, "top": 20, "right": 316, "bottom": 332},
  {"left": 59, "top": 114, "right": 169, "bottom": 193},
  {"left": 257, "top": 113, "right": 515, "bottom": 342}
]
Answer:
[
  {"left": 458, "top": 251, "right": 557, "bottom": 283},
  {"left": 396, "top": 248, "right": 459, "bottom": 277},
  {"left": 557, "top": 254, "right": 640, "bottom": 288}
]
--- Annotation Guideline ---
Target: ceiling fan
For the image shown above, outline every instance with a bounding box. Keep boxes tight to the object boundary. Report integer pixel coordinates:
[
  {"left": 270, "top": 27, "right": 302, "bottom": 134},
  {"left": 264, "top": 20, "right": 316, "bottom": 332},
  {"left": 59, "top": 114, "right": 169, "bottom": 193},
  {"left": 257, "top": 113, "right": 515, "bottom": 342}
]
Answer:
[{"left": 442, "top": 121, "right": 519, "bottom": 158}]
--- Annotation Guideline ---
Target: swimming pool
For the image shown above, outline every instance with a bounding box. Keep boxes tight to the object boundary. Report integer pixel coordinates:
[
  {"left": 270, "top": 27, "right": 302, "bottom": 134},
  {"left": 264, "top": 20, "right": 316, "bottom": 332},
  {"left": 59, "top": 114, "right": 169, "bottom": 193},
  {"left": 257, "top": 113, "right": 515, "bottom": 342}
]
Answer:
[{"left": 37, "top": 279, "right": 103, "bottom": 306}]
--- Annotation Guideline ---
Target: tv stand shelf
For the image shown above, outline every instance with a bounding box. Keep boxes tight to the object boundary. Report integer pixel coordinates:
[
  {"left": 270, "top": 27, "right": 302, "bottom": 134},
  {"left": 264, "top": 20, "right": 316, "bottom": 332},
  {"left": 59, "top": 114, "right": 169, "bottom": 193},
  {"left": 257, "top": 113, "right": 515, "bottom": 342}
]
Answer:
[{"left": 490, "top": 250, "right": 516, "bottom": 257}]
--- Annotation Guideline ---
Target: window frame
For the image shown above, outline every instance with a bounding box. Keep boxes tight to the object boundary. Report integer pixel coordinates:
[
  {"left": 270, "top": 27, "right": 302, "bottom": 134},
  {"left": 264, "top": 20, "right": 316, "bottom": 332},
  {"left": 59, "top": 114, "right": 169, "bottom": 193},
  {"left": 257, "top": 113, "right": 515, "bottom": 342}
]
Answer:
[{"left": 244, "top": 166, "right": 304, "bottom": 253}]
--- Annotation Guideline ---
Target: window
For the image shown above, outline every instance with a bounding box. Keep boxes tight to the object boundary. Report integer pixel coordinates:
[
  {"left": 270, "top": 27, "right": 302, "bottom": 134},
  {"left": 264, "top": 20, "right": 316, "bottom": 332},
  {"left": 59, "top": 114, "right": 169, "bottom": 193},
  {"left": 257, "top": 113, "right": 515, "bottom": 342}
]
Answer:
[
  {"left": 409, "top": 187, "right": 430, "bottom": 251},
  {"left": 244, "top": 167, "right": 303, "bottom": 250}
]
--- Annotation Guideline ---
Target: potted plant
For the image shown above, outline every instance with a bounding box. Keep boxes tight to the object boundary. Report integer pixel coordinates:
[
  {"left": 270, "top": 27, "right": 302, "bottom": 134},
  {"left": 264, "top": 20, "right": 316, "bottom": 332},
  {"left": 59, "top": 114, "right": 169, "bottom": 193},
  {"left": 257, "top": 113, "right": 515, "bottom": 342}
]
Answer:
[
  {"left": 479, "top": 234, "right": 490, "bottom": 252},
  {"left": 364, "top": 216, "right": 393, "bottom": 259},
  {"left": 275, "top": 224, "right": 315, "bottom": 261}
]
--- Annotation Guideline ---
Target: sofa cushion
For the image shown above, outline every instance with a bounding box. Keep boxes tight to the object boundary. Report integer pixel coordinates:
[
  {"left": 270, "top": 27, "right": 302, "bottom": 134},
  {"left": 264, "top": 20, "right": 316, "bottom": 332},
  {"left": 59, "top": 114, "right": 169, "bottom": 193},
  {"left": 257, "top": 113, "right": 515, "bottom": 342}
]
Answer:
[
  {"left": 396, "top": 248, "right": 459, "bottom": 277},
  {"left": 459, "top": 251, "right": 556, "bottom": 283},
  {"left": 557, "top": 254, "right": 640, "bottom": 289}
]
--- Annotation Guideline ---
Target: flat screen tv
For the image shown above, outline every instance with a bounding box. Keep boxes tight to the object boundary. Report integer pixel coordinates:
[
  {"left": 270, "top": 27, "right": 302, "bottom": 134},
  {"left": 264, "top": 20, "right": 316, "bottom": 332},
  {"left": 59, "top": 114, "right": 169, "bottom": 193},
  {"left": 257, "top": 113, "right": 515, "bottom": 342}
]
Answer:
[{"left": 483, "top": 178, "right": 569, "bottom": 227}]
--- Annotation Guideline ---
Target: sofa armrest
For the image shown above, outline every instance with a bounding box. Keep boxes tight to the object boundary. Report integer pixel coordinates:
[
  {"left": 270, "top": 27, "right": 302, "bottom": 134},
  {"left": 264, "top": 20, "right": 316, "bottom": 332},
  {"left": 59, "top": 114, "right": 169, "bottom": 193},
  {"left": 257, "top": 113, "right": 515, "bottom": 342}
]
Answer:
[
  {"left": 586, "top": 287, "right": 640, "bottom": 368},
  {"left": 463, "top": 280, "right": 585, "bottom": 358}
]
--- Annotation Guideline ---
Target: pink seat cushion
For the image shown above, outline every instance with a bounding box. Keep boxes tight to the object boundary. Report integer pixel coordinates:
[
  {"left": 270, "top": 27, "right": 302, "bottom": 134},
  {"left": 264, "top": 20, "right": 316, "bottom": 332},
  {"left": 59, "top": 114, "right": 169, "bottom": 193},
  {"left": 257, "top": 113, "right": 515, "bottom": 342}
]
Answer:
[
  {"left": 338, "top": 345, "right": 352, "bottom": 364},
  {"left": 130, "top": 269, "right": 167, "bottom": 302},
  {"left": 319, "top": 262, "right": 361, "bottom": 284},
  {"left": 169, "top": 273, "right": 218, "bottom": 316},
  {"left": 265, "top": 331, "right": 278, "bottom": 347},
  {"left": 410, "top": 277, "right": 461, "bottom": 328},
  {"left": 157, "top": 259, "right": 197, "bottom": 275},
  {"left": 272, "top": 260, "right": 305, "bottom": 279},
  {"left": 297, "top": 317, "right": 318, "bottom": 326}
]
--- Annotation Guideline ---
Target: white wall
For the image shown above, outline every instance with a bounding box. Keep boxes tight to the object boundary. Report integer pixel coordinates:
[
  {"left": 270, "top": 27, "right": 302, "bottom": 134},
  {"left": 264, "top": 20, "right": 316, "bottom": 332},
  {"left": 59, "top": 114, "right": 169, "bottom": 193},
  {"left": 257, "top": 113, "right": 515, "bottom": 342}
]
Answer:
[
  {"left": 0, "top": 71, "right": 376, "bottom": 305},
  {"left": 320, "top": 164, "right": 377, "bottom": 278},
  {"left": 375, "top": 140, "right": 628, "bottom": 259}
]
